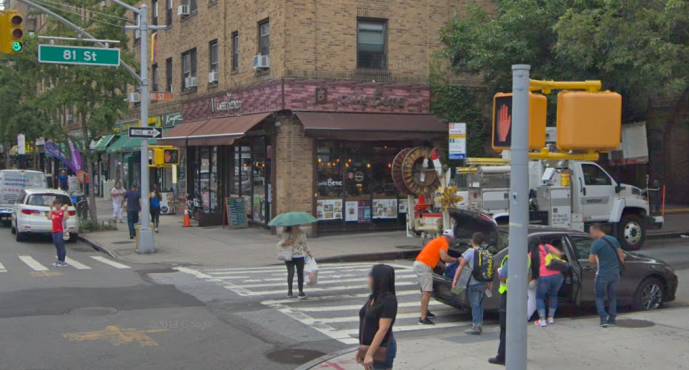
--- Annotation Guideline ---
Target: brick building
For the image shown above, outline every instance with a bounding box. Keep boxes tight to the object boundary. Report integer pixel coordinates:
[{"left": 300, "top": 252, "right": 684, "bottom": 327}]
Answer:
[{"left": 116, "top": 0, "right": 490, "bottom": 233}]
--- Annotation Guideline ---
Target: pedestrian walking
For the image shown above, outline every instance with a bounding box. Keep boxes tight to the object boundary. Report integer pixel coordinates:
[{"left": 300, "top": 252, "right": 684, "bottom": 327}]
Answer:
[
  {"left": 414, "top": 229, "right": 458, "bottom": 325},
  {"left": 150, "top": 184, "right": 162, "bottom": 233},
  {"left": 589, "top": 223, "right": 625, "bottom": 327},
  {"left": 534, "top": 240, "right": 565, "bottom": 327},
  {"left": 489, "top": 252, "right": 532, "bottom": 366},
  {"left": 453, "top": 232, "right": 493, "bottom": 335},
  {"left": 357, "top": 264, "right": 398, "bottom": 370},
  {"left": 527, "top": 240, "right": 541, "bottom": 320},
  {"left": 45, "top": 199, "right": 69, "bottom": 267},
  {"left": 122, "top": 182, "right": 141, "bottom": 240},
  {"left": 111, "top": 181, "right": 126, "bottom": 223},
  {"left": 58, "top": 170, "right": 68, "bottom": 191},
  {"left": 277, "top": 225, "right": 312, "bottom": 299}
]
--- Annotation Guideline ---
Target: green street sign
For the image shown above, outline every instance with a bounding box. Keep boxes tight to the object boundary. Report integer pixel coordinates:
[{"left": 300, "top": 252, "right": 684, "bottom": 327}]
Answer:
[{"left": 38, "top": 44, "right": 120, "bottom": 67}]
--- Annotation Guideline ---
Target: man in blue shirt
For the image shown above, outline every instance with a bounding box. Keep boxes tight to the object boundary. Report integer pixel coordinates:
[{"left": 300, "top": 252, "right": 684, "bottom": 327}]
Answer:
[
  {"left": 122, "top": 182, "right": 141, "bottom": 240},
  {"left": 58, "top": 170, "right": 68, "bottom": 190},
  {"left": 589, "top": 224, "right": 625, "bottom": 327}
]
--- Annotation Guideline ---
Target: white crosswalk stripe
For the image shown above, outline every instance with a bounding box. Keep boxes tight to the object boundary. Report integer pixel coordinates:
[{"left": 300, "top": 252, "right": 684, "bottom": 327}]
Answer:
[
  {"left": 177, "top": 263, "right": 472, "bottom": 344},
  {"left": 0, "top": 261, "right": 6, "bottom": 272},
  {"left": 18, "top": 255, "right": 49, "bottom": 271},
  {"left": 90, "top": 256, "right": 131, "bottom": 269},
  {"left": 0, "top": 255, "right": 131, "bottom": 273},
  {"left": 65, "top": 257, "right": 92, "bottom": 270}
]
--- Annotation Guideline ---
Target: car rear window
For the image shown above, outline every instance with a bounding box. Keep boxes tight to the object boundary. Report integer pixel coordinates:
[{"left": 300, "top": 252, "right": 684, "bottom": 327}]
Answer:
[{"left": 26, "top": 194, "right": 73, "bottom": 207}]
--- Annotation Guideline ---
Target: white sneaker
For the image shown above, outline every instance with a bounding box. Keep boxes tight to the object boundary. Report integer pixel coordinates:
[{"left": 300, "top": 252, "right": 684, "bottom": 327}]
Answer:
[
  {"left": 535, "top": 319, "right": 547, "bottom": 327},
  {"left": 547, "top": 317, "right": 555, "bottom": 325}
]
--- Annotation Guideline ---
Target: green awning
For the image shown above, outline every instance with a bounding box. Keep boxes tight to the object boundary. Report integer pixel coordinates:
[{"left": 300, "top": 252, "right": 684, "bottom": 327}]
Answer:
[
  {"left": 106, "top": 135, "right": 131, "bottom": 153},
  {"left": 106, "top": 130, "right": 170, "bottom": 153},
  {"left": 93, "top": 135, "right": 117, "bottom": 152}
]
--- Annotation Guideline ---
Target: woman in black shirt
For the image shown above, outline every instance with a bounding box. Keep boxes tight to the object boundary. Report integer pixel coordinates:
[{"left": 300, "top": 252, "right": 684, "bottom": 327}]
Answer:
[{"left": 357, "top": 264, "right": 398, "bottom": 370}]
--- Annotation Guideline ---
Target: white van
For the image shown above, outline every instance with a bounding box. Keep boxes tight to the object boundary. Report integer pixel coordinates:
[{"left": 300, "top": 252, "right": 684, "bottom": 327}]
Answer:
[{"left": 0, "top": 170, "right": 48, "bottom": 226}]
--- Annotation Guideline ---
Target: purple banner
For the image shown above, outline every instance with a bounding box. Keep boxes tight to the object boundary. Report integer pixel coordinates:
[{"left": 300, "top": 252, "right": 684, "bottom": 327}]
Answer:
[
  {"left": 67, "top": 138, "right": 83, "bottom": 173},
  {"left": 44, "top": 141, "right": 77, "bottom": 173}
]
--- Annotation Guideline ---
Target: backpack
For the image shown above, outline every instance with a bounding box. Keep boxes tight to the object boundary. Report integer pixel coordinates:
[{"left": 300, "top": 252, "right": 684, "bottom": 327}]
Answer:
[{"left": 471, "top": 246, "right": 494, "bottom": 283}]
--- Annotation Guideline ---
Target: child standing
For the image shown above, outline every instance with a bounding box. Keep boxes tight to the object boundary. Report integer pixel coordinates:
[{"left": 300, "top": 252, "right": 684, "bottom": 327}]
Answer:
[{"left": 46, "top": 199, "right": 70, "bottom": 267}]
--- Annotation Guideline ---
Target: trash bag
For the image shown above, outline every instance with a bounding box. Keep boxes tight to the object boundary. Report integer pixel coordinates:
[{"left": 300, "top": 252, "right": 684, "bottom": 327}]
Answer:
[{"left": 304, "top": 257, "right": 319, "bottom": 286}]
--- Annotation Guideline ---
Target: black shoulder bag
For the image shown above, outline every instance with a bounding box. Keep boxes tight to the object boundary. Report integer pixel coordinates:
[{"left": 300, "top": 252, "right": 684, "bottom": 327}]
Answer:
[{"left": 601, "top": 237, "right": 626, "bottom": 277}]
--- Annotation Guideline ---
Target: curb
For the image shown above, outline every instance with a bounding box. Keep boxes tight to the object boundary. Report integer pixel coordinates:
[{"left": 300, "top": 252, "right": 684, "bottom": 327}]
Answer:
[
  {"left": 294, "top": 347, "right": 358, "bottom": 370},
  {"left": 647, "top": 231, "right": 689, "bottom": 240},
  {"left": 78, "top": 234, "right": 118, "bottom": 259}
]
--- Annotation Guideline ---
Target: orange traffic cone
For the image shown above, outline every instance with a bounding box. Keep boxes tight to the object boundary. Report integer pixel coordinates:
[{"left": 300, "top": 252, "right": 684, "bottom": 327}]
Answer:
[{"left": 182, "top": 206, "right": 192, "bottom": 227}]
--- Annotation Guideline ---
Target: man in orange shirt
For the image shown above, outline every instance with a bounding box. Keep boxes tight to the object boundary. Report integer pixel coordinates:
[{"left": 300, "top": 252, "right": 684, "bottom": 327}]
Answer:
[{"left": 414, "top": 229, "right": 458, "bottom": 325}]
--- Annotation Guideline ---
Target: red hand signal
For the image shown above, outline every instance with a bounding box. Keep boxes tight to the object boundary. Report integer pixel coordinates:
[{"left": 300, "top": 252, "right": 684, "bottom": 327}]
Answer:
[{"left": 497, "top": 104, "right": 511, "bottom": 142}]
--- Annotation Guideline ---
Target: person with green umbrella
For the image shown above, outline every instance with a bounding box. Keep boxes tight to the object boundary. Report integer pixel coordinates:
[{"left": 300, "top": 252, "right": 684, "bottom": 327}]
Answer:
[{"left": 277, "top": 225, "right": 313, "bottom": 299}]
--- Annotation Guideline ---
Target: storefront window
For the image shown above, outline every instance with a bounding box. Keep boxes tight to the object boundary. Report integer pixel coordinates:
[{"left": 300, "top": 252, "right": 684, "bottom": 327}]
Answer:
[
  {"left": 193, "top": 146, "right": 219, "bottom": 213},
  {"left": 231, "top": 137, "right": 271, "bottom": 225}
]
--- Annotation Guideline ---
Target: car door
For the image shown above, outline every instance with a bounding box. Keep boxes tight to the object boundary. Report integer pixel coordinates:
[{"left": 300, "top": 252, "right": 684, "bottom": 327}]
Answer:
[
  {"left": 566, "top": 234, "right": 597, "bottom": 303},
  {"left": 576, "top": 163, "right": 616, "bottom": 221}
]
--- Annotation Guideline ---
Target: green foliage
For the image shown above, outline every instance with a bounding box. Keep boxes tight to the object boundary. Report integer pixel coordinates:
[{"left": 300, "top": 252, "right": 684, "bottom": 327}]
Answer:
[
  {"left": 430, "top": 83, "right": 486, "bottom": 158},
  {"left": 79, "top": 218, "right": 117, "bottom": 233}
]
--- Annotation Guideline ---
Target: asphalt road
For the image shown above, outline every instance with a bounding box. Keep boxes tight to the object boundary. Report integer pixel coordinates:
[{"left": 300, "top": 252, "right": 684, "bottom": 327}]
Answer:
[{"left": 0, "top": 229, "right": 687, "bottom": 370}]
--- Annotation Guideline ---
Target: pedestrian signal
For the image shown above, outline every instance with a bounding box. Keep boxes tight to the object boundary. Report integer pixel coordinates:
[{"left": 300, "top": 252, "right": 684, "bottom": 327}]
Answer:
[
  {"left": 556, "top": 91, "right": 621, "bottom": 151},
  {"left": 152, "top": 147, "right": 180, "bottom": 166},
  {"left": 492, "top": 93, "right": 547, "bottom": 151}
]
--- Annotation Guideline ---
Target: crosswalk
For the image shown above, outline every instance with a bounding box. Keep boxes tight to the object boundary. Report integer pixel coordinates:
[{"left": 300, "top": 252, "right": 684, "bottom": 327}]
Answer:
[
  {"left": 176, "top": 262, "right": 472, "bottom": 344},
  {"left": 0, "top": 255, "right": 131, "bottom": 273}
]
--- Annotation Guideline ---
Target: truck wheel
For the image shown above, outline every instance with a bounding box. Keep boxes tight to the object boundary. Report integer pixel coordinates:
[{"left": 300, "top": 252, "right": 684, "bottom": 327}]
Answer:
[{"left": 618, "top": 214, "right": 645, "bottom": 251}]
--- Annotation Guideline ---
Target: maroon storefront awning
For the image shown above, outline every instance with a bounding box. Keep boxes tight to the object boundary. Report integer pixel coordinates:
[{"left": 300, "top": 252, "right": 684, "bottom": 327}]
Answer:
[
  {"left": 295, "top": 112, "right": 446, "bottom": 140},
  {"left": 186, "top": 113, "right": 271, "bottom": 146},
  {"left": 157, "top": 120, "right": 209, "bottom": 147}
]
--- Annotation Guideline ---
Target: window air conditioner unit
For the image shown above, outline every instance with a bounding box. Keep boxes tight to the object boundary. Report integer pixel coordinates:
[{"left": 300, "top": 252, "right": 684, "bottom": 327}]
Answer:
[
  {"left": 185, "top": 77, "right": 197, "bottom": 88},
  {"left": 177, "top": 5, "right": 189, "bottom": 16},
  {"left": 129, "top": 92, "right": 141, "bottom": 103},
  {"left": 208, "top": 71, "right": 218, "bottom": 83},
  {"left": 253, "top": 55, "right": 270, "bottom": 69}
]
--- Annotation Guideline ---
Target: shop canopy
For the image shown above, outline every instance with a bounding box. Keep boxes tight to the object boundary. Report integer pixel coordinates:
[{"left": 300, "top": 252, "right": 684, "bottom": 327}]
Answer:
[
  {"left": 106, "top": 135, "right": 130, "bottom": 153},
  {"left": 107, "top": 130, "right": 170, "bottom": 153},
  {"left": 93, "top": 134, "right": 117, "bottom": 152},
  {"left": 295, "top": 112, "right": 447, "bottom": 140},
  {"left": 158, "top": 113, "right": 270, "bottom": 147}
]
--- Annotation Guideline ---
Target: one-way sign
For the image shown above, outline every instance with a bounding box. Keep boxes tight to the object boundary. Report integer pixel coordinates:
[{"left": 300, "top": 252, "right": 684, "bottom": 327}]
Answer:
[{"left": 129, "top": 127, "right": 163, "bottom": 138}]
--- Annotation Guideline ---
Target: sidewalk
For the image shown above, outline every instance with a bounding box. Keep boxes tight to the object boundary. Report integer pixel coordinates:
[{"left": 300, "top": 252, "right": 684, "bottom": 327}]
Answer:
[
  {"left": 301, "top": 307, "right": 689, "bottom": 370},
  {"left": 80, "top": 197, "right": 420, "bottom": 267},
  {"left": 80, "top": 197, "right": 689, "bottom": 267}
]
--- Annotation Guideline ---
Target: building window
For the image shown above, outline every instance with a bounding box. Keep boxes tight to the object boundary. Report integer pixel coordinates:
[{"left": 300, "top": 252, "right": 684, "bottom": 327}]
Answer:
[
  {"left": 152, "top": 64, "right": 159, "bottom": 92},
  {"left": 181, "top": 49, "right": 197, "bottom": 90},
  {"left": 166, "top": 0, "right": 172, "bottom": 26},
  {"left": 209, "top": 40, "right": 218, "bottom": 77},
  {"left": 232, "top": 32, "right": 239, "bottom": 71},
  {"left": 183, "top": 0, "right": 197, "bottom": 14},
  {"left": 152, "top": 0, "right": 158, "bottom": 25},
  {"left": 165, "top": 57, "right": 173, "bottom": 92},
  {"left": 357, "top": 19, "right": 387, "bottom": 69},
  {"left": 258, "top": 20, "right": 269, "bottom": 56}
]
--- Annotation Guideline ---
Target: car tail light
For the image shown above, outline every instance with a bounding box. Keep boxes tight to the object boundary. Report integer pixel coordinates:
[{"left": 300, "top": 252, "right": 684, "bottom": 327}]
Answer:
[
  {"left": 68, "top": 210, "right": 77, "bottom": 216},
  {"left": 21, "top": 209, "right": 41, "bottom": 215}
]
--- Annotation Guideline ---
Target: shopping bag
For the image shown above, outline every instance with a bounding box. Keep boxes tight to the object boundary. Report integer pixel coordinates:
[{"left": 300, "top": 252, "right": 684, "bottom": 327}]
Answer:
[
  {"left": 304, "top": 257, "right": 319, "bottom": 286},
  {"left": 451, "top": 267, "right": 472, "bottom": 295}
]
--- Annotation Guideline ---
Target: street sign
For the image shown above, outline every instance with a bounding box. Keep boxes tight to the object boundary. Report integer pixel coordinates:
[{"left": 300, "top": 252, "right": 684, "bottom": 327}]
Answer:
[
  {"left": 128, "top": 127, "right": 163, "bottom": 138},
  {"left": 38, "top": 44, "right": 120, "bottom": 67},
  {"left": 150, "top": 92, "right": 173, "bottom": 101},
  {"left": 448, "top": 123, "right": 466, "bottom": 160}
]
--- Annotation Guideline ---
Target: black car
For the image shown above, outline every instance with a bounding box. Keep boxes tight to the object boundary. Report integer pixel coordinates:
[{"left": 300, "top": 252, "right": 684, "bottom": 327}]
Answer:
[{"left": 432, "top": 210, "right": 678, "bottom": 313}]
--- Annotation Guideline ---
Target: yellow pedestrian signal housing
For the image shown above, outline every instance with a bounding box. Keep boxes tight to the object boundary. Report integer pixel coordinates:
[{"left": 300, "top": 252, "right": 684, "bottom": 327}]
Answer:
[
  {"left": 556, "top": 91, "right": 622, "bottom": 151},
  {"left": 0, "top": 10, "right": 23, "bottom": 54},
  {"left": 153, "top": 147, "right": 180, "bottom": 166},
  {"left": 492, "top": 93, "right": 547, "bottom": 151}
]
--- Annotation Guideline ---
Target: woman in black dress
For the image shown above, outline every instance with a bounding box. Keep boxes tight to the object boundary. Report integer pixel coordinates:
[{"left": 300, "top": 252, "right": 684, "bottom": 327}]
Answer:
[{"left": 357, "top": 264, "right": 398, "bottom": 370}]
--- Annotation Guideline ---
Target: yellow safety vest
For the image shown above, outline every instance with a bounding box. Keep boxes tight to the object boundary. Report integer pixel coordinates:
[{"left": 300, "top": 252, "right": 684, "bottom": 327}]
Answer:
[{"left": 498, "top": 254, "right": 531, "bottom": 294}]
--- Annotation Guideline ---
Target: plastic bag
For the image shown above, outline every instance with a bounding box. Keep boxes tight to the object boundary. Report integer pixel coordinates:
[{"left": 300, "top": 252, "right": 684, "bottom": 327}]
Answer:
[{"left": 304, "top": 257, "right": 319, "bottom": 286}]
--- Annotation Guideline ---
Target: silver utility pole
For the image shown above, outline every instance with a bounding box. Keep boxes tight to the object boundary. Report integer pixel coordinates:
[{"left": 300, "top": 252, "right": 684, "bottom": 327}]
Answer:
[{"left": 506, "top": 64, "right": 530, "bottom": 370}]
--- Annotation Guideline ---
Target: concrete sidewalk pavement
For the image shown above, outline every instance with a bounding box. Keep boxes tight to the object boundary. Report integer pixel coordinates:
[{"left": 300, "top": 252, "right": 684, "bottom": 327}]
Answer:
[{"left": 301, "top": 307, "right": 689, "bottom": 370}]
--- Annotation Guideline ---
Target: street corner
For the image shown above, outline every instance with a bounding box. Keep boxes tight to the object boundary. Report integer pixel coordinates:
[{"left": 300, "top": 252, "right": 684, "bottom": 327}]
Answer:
[{"left": 295, "top": 348, "right": 359, "bottom": 370}]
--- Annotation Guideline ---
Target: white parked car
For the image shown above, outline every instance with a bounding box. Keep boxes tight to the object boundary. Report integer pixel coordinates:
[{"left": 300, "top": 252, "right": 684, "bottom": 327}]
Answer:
[{"left": 11, "top": 189, "right": 79, "bottom": 242}]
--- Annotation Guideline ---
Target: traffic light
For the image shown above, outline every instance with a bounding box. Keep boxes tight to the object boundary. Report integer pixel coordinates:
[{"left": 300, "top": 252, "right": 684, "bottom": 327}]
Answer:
[
  {"left": 556, "top": 91, "right": 622, "bottom": 151},
  {"left": 492, "top": 92, "right": 547, "bottom": 151},
  {"left": 0, "top": 10, "right": 23, "bottom": 54},
  {"left": 152, "top": 147, "right": 180, "bottom": 166}
]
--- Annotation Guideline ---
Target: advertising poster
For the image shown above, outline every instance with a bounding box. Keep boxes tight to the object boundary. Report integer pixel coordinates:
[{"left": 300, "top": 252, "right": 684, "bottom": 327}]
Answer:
[
  {"left": 345, "top": 201, "right": 358, "bottom": 222},
  {"left": 398, "top": 198, "right": 409, "bottom": 214},
  {"left": 357, "top": 201, "right": 371, "bottom": 224},
  {"left": 449, "top": 123, "right": 467, "bottom": 160},
  {"left": 160, "top": 192, "right": 176, "bottom": 215},
  {"left": 316, "top": 199, "right": 343, "bottom": 220},
  {"left": 372, "top": 199, "right": 398, "bottom": 219}
]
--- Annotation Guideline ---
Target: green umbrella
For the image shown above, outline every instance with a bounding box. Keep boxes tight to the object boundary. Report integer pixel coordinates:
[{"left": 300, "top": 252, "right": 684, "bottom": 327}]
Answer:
[{"left": 268, "top": 212, "right": 318, "bottom": 227}]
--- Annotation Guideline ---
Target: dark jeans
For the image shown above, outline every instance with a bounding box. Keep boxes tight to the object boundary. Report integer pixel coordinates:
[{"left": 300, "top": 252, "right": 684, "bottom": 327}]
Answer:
[
  {"left": 52, "top": 232, "right": 66, "bottom": 262},
  {"left": 497, "top": 293, "right": 507, "bottom": 361},
  {"left": 595, "top": 274, "right": 620, "bottom": 322},
  {"left": 127, "top": 211, "right": 139, "bottom": 238},
  {"left": 372, "top": 335, "right": 397, "bottom": 370},
  {"left": 150, "top": 206, "right": 161, "bottom": 229},
  {"left": 285, "top": 257, "right": 305, "bottom": 293}
]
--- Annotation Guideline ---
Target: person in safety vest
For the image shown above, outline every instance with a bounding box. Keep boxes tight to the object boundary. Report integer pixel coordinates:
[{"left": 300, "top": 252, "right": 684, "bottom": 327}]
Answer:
[{"left": 489, "top": 251, "right": 532, "bottom": 366}]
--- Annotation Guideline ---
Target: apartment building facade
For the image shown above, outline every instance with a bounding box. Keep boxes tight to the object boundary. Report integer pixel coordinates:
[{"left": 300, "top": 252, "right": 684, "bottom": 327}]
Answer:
[{"left": 112, "top": 0, "right": 489, "bottom": 232}]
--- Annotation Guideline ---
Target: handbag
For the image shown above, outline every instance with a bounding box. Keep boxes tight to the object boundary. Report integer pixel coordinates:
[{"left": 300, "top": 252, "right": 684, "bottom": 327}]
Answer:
[
  {"left": 601, "top": 237, "right": 626, "bottom": 276},
  {"left": 277, "top": 246, "right": 293, "bottom": 261},
  {"left": 357, "top": 303, "right": 389, "bottom": 363},
  {"left": 544, "top": 245, "right": 570, "bottom": 273}
]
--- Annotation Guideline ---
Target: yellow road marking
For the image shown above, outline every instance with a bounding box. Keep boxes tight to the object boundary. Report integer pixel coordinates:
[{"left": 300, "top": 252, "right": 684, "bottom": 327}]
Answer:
[
  {"left": 63, "top": 325, "right": 168, "bottom": 347},
  {"left": 31, "top": 271, "right": 63, "bottom": 277}
]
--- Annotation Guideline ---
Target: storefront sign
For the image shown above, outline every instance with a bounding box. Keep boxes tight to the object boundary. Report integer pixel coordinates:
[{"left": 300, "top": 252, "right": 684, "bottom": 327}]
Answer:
[
  {"left": 354, "top": 171, "right": 365, "bottom": 182},
  {"left": 161, "top": 112, "right": 183, "bottom": 127},
  {"left": 211, "top": 92, "right": 242, "bottom": 112},
  {"left": 114, "top": 120, "right": 139, "bottom": 134},
  {"left": 338, "top": 88, "right": 405, "bottom": 108},
  {"left": 225, "top": 197, "right": 248, "bottom": 228},
  {"left": 160, "top": 192, "right": 176, "bottom": 215},
  {"left": 317, "top": 178, "right": 343, "bottom": 187},
  {"left": 315, "top": 87, "right": 328, "bottom": 104},
  {"left": 449, "top": 122, "right": 467, "bottom": 160}
]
